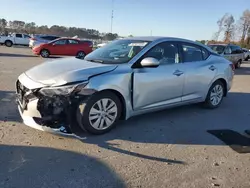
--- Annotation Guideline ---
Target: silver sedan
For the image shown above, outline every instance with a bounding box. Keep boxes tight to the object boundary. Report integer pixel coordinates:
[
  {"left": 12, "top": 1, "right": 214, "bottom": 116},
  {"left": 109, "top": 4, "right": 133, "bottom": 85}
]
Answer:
[{"left": 16, "top": 37, "right": 234, "bottom": 135}]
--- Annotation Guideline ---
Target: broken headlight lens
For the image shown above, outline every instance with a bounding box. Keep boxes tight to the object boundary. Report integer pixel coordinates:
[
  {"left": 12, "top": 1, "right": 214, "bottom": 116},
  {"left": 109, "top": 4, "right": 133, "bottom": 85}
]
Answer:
[{"left": 39, "top": 83, "right": 88, "bottom": 96}]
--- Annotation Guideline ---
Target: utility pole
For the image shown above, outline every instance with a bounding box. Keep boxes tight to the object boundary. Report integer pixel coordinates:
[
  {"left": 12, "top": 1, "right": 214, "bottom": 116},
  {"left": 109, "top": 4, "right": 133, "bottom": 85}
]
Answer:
[
  {"left": 111, "top": 0, "right": 114, "bottom": 33},
  {"left": 150, "top": 30, "right": 152, "bottom": 36}
]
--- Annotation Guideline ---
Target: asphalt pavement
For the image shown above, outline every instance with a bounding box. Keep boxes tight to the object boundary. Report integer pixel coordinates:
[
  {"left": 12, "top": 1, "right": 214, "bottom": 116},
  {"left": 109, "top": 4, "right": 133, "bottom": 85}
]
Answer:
[{"left": 0, "top": 46, "right": 250, "bottom": 188}]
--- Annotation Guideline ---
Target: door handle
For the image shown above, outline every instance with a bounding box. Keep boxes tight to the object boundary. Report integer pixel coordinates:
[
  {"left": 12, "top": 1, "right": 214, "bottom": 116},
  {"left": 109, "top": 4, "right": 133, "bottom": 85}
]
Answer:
[
  {"left": 173, "top": 70, "right": 184, "bottom": 76},
  {"left": 209, "top": 65, "right": 216, "bottom": 71}
]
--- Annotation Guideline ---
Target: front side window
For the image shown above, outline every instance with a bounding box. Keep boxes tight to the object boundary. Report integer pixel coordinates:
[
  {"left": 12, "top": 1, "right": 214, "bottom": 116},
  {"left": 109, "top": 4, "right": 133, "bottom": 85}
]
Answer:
[
  {"left": 53, "top": 39, "right": 67, "bottom": 45},
  {"left": 84, "top": 39, "right": 150, "bottom": 64},
  {"left": 143, "top": 42, "right": 179, "bottom": 64},
  {"left": 182, "top": 44, "right": 203, "bottom": 62},
  {"left": 224, "top": 46, "right": 232, "bottom": 54}
]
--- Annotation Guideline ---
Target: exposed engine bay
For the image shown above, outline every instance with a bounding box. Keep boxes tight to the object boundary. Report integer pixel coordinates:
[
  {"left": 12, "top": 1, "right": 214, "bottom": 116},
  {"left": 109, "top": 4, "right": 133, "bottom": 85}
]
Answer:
[{"left": 16, "top": 80, "right": 87, "bottom": 134}]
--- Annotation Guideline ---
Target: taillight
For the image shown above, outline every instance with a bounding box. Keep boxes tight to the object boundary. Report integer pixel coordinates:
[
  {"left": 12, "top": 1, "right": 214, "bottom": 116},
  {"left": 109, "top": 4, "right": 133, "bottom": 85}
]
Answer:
[{"left": 230, "top": 63, "right": 235, "bottom": 71}]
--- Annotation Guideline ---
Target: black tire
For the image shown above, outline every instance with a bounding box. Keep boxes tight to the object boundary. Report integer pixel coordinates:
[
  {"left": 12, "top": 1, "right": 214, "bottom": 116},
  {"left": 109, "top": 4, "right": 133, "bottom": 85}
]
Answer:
[
  {"left": 203, "top": 80, "right": 224, "bottom": 109},
  {"left": 76, "top": 91, "right": 122, "bottom": 135},
  {"left": 245, "top": 56, "right": 250, "bottom": 61},
  {"left": 5, "top": 40, "right": 13, "bottom": 47},
  {"left": 235, "top": 60, "right": 241, "bottom": 69},
  {"left": 76, "top": 51, "right": 86, "bottom": 59},
  {"left": 40, "top": 49, "right": 50, "bottom": 58}
]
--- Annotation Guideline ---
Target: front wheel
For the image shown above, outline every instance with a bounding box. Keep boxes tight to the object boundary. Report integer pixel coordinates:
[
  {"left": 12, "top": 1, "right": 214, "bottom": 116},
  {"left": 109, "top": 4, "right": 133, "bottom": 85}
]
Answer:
[
  {"left": 204, "top": 80, "right": 224, "bottom": 109},
  {"left": 40, "top": 49, "right": 50, "bottom": 58},
  {"left": 5, "top": 40, "right": 13, "bottom": 47},
  {"left": 76, "top": 91, "right": 122, "bottom": 135}
]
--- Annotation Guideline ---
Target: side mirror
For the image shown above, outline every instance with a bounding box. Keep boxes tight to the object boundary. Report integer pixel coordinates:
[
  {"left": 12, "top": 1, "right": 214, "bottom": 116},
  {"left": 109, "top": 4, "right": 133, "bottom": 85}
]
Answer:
[{"left": 140, "top": 57, "right": 160, "bottom": 68}]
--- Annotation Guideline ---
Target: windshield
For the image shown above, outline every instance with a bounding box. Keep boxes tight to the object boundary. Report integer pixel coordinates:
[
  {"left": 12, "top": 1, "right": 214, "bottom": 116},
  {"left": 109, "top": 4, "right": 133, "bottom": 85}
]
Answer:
[
  {"left": 208, "top": 45, "right": 226, "bottom": 54},
  {"left": 84, "top": 39, "right": 150, "bottom": 64}
]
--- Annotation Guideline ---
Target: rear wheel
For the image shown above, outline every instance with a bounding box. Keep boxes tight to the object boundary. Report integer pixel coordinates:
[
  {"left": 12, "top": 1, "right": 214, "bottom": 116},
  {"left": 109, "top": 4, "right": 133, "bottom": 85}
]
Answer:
[
  {"left": 235, "top": 60, "right": 241, "bottom": 69},
  {"left": 5, "top": 40, "right": 13, "bottom": 47},
  {"left": 76, "top": 51, "right": 86, "bottom": 59},
  {"left": 245, "top": 56, "right": 250, "bottom": 61},
  {"left": 40, "top": 49, "right": 50, "bottom": 58},
  {"left": 76, "top": 91, "right": 122, "bottom": 135},
  {"left": 204, "top": 80, "right": 224, "bottom": 109}
]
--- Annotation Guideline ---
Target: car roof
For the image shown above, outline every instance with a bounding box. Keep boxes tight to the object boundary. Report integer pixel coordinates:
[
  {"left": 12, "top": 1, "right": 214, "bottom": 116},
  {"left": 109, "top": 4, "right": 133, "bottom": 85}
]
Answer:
[
  {"left": 121, "top": 36, "right": 214, "bottom": 52},
  {"left": 208, "top": 44, "right": 228, "bottom": 46},
  {"left": 123, "top": 36, "right": 197, "bottom": 43},
  {"left": 59, "top": 37, "right": 80, "bottom": 40}
]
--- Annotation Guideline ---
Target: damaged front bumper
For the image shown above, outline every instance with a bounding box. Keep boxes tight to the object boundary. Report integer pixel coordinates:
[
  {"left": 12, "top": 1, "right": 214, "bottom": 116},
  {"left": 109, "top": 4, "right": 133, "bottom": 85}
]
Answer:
[{"left": 16, "top": 79, "right": 93, "bottom": 136}]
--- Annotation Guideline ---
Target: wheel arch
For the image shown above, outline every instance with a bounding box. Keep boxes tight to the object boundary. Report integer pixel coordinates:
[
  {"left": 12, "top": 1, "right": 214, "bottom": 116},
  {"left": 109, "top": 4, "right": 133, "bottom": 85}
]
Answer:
[
  {"left": 40, "top": 48, "right": 50, "bottom": 55},
  {"left": 214, "top": 78, "right": 228, "bottom": 97},
  {"left": 98, "top": 89, "right": 127, "bottom": 120}
]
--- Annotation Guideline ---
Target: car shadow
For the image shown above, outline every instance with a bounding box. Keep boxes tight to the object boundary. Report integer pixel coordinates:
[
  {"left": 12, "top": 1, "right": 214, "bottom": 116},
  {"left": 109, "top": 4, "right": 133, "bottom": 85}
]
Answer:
[
  {"left": 0, "top": 53, "right": 62, "bottom": 59},
  {"left": 234, "top": 65, "right": 250, "bottom": 75},
  {"left": 2, "top": 90, "right": 250, "bottom": 164},
  {"left": 0, "top": 53, "right": 36, "bottom": 58},
  {"left": 0, "top": 91, "right": 20, "bottom": 122},
  {"left": 0, "top": 145, "right": 125, "bottom": 188},
  {"left": 75, "top": 92, "right": 250, "bottom": 156}
]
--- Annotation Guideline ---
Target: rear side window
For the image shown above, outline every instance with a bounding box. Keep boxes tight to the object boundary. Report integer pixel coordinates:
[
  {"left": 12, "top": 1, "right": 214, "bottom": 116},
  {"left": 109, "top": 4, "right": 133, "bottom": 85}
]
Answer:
[
  {"left": 53, "top": 39, "right": 67, "bottom": 45},
  {"left": 16, "top": 34, "right": 22, "bottom": 38},
  {"left": 230, "top": 45, "right": 243, "bottom": 54},
  {"left": 41, "top": 36, "right": 59, "bottom": 41},
  {"left": 68, "top": 39, "right": 79, "bottom": 44},
  {"left": 181, "top": 44, "right": 203, "bottom": 62}
]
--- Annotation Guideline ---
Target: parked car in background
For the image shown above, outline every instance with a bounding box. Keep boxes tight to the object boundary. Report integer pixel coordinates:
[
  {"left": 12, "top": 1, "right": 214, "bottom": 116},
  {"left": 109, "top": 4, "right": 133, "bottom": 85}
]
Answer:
[
  {"left": 0, "top": 33, "right": 30, "bottom": 47},
  {"left": 29, "top": 35, "right": 60, "bottom": 48},
  {"left": 32, "top": 37, "right": 93, "bottom": 58},
  {"left": 242, "top": 48, "right": 250, "bottom": 61},
  {"left": 97, "top": 42, "right": 108, "bottom": 48},
  {"left": 17, "top": 37, "right": 234, "bottom": 135},
  {"left": 208, "top": 44, "right": 244, "bottom": 68}
]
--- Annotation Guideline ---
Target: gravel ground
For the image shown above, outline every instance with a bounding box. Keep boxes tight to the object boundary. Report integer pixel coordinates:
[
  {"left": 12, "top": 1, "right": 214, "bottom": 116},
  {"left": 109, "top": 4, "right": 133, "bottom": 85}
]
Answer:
[{"left": 0, "top": 46, "right": 250, "bottom": 188}]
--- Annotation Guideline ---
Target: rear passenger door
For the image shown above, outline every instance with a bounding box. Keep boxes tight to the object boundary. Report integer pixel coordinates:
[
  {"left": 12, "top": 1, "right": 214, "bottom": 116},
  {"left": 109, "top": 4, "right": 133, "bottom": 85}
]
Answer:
[
  {"left": 180, "top": 42, "right": 217, "bottom": 102},
  {"left": 68, "top": 39, "right": 79, "bottom": 56},
  {"left": 231, "top": 45, "right": 243, "bottom": 64}
]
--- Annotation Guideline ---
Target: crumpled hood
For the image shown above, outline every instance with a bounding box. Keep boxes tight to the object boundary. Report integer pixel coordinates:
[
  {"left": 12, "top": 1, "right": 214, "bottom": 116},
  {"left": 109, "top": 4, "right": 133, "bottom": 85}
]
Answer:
[{"left": 24, "top": 57, "right": 117, "bottom": 86}]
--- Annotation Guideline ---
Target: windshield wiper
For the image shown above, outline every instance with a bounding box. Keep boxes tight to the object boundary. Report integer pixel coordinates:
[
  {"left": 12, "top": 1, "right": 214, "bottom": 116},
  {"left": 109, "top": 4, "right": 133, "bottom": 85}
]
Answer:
[{"left": 86, "top": 59, "right": 104, "bottom": 63}]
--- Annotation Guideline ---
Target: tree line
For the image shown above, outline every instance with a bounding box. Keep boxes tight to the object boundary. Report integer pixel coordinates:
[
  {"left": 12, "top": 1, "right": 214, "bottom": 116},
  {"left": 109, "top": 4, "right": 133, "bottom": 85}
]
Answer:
[
  {"left": 210, "top": 9, "right": 250, "bottom": 48},
  {"left": 0, "top": 19, "right": 119, "bottom": 41}
]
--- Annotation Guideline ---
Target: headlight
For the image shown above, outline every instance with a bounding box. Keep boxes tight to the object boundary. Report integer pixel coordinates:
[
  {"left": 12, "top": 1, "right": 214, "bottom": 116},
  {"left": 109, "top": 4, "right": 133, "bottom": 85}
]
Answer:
[{"left": 39, "top": 82, "right": 88, "bottom": 96}]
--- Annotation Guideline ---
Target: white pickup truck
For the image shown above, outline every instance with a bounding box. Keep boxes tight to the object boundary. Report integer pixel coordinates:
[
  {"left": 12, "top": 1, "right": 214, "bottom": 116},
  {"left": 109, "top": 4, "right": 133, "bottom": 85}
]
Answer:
[{"left": 0, "top": 33, "right": 31, "bottom": 47}]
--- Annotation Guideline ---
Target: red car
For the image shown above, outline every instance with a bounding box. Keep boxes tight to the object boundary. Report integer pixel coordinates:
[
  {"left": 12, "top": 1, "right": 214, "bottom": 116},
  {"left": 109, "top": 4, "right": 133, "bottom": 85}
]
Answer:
[{"left": 32, "top": 37, "right": 93, "bottom": 58}]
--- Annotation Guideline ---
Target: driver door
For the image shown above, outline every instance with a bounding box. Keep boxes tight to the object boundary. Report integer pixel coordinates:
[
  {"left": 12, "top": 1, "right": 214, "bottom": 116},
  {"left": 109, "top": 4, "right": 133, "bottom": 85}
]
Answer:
[{"left": 133, "top": 42, "right": 185, "bottom": 110}]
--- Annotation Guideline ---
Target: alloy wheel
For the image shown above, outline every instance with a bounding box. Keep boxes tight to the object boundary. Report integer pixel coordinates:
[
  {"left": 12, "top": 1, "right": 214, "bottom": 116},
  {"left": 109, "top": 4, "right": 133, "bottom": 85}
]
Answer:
[
  {"left": 77, "top": 52, "right": 85, "bottom": 59},
  {"left": 88, "top": 98, "right": 118, "bottom": 130},
  {"left": 210, "top": 84, "right": 223, "bottom": 106},
  {"left": 41, "top": 50, "right": 49, "bottom": 58}
]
